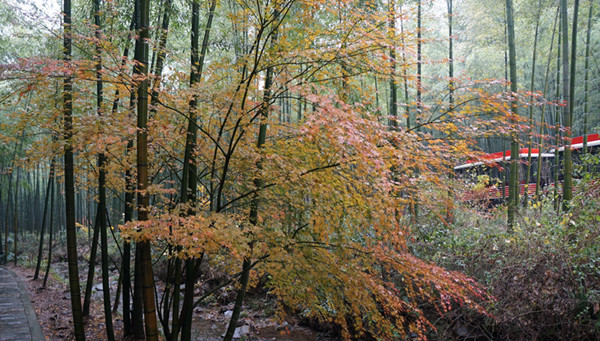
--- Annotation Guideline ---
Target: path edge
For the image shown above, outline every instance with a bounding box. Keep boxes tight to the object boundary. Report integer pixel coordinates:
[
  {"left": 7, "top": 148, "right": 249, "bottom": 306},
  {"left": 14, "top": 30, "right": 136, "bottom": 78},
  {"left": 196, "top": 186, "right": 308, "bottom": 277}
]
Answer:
[{"left": 4, "top": 266, "right": 46, "bottom": 341}]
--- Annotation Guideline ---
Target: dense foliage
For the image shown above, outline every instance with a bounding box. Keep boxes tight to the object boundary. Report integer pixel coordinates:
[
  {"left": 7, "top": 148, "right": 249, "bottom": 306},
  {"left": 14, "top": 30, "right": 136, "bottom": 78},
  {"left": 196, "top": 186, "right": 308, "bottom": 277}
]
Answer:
[{"left": 0, "top": 0, "right": 598, "bottom": 340}]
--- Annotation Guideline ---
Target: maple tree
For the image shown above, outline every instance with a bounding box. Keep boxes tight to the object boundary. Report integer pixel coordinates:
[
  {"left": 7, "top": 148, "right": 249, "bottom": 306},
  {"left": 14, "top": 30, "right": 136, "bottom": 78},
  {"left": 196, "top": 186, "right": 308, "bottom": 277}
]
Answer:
[{"left": 117, "top": 0, "right": 517, "bottom": 337}]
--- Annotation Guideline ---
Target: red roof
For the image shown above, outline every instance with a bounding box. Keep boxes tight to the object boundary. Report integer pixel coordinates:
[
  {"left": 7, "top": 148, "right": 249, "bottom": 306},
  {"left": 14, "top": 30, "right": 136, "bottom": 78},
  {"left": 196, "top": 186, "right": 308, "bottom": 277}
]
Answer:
[
  {"left": 572, "top": 133, "right": 600, "bottom": 145},
  {"left": 485, "top": 148, "right": 539, "bottom": 159}
]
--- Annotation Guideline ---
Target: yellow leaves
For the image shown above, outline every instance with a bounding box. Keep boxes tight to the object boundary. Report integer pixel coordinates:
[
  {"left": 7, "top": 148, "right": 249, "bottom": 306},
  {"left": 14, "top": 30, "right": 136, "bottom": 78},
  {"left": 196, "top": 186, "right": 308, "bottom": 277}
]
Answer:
[{"left": 119, "top": 211, "right": 248, "bottom": 261}]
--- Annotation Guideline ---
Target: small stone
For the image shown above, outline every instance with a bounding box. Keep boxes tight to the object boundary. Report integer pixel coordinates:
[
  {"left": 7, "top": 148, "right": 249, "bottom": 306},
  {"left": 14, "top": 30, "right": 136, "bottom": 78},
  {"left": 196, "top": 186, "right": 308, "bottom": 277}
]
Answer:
[
  {"left": 239, "top": 325, "right": 250, "bottom": 335},
  {"left": 224, "top": 310, "right": 233, "bottom": 318},
  {"left": 233, "top": 325, "right": 250, "bottom": 339}
]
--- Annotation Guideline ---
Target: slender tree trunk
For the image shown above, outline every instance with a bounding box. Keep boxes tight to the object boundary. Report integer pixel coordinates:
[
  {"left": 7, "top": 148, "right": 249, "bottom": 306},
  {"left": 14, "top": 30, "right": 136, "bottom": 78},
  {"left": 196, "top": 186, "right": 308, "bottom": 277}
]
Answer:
[
  {"left": 63, "top": 0, "right": 86, "bottom": 338},
  {"left": 107, "top": 84, "right": 135, "bottom": 337},
  {"left": 150, "top": 0, "right": 173, "bottom": 115},
  {"left": 122, "top": 153, "right": 134, "bottom": 334},
  {"left": 92, "top": 0, "right": 115, "bottom": 337},
  {"left": 43, "top": 168, "right": 56, "bottom": 288},
  {"left": 583, "top": 1, "right": 593, "bottom": 154},
  {"left": 146, "top": 1, "right": 175, "bottom": 332},
  {"left": 554, "top": 14, "right": 562, "bottom": 212},
  {"left": 169, "top": 258, "right": 182, "bottom": 340},
  {"left": 416, "top": 0, "right": 422, "bottom": 121},
  {"left": 112, "top": 8, "right": 137, "bottom": 336},
  {"left": 0, "top": 172, "right": 3, "bottom": 258},
  {"left": 505, "top": 0, "right": 520, "bottom": 232},
  {"left": 411, "top": 0, "right": 423, "bottom": 224},
  {"left": 388, "top": 0, "right": 398, "bottom": 130},
  {"left": 83, "top": 211, "right": 100, "bottom": 316},
  {"left": 132, "top": 244, "right": 145, "bottom": 339},
  {"left": 177, "top": 2, "right": 217, "bottom": 340},
  {"left": 445, "top": 0, "right": 455, "bottom": 223},
  {"left": 4, "top": 137, "right": 21, "bottom": 264},
  {"left": 113, "top": 269, "right": 122, "bottom": 313},
  {"left": 99, "top": 155, "right": 115, "bottom": 340},
  {"left": 411, "top": 0, "right": 421, "bottom": 127},
  {"left": 525, "top": 0, "right": 542, "bottom": 207},
  {"left": 0, "top": 165, "right": 3, "bottom": 258},
  {"left": 180, "top": 258, "right": 201, "bottom": 341},
  {"left": 447, "top": 0, "right": 454, "bottom": 111},
  {"left": 130, "top": 1, "right": 145, "bottom": 338},
  {"left": 536, "top": 6, "right": 559, "bottom": 200},
  {"left": 32, "top": 169, "right": 40, "bottom": 234},
  {"left": 224, "top": 12, "right": 277, "bottom": 340},
  {"left": 13, "top": 158, "right": 22, "bottom": 266},
  {"left": 561, "top": 0, "right": 577, "bottom": 209},
  {"left": 399, "top": 6, "right": 410, "bottom": 129},
  {"left": 135, "top": 0, "right": 159, "bottom": 338},
  {"left": 179, "top": 1, "right": 204, "bottom": 338},
  {"left": 34, "top": 159, "right": 55, "bottom": 280}
]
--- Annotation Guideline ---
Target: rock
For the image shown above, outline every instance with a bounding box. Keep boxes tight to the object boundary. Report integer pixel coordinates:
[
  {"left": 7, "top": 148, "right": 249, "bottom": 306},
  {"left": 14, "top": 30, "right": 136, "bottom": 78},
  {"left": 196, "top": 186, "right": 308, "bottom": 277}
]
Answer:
[
  {"left": 94, "top": 283, "right": 103, "bottom": 291},
  {"left": 239, "top": 325, "right": 250, "bottom": 335},
  {"left": 233, "top": 325, "right": 250, "bottom": 339},
  {"left": 224, "top": 310, "right": 233, "bottom": 318},
  {"left": 455, "top": 323, "right": 474, "bottom": 338}
]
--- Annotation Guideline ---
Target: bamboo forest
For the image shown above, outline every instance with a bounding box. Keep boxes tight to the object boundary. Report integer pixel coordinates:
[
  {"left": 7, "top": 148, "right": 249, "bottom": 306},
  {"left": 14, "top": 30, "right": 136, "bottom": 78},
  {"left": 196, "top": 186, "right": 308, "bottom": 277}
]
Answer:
[{"left": 0, "top": 0, "right": 599, "bottom": 340}]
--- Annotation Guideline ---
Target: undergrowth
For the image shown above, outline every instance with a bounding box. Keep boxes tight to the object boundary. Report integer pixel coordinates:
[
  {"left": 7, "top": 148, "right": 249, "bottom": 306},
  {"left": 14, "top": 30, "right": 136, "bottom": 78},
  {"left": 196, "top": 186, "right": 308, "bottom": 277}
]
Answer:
[{"left": 414, "top": 171, "right": 600, "bottom": 340}]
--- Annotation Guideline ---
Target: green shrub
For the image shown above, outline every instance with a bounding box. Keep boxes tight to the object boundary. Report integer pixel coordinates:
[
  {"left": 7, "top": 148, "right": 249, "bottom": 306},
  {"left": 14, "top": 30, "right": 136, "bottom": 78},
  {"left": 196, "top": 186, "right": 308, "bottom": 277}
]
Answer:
[{"left": 414, "top": 174, "right": 600, "bottom": 340}]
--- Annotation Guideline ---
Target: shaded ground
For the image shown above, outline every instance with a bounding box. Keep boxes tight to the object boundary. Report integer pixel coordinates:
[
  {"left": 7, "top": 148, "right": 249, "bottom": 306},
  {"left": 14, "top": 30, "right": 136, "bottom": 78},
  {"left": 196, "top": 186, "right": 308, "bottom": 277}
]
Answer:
[
  {"left": 9, "top": 265, "right": 334, "bottom": 340},
  {"left": 9, "top": 265, "right": 124, "bottom": 340}
]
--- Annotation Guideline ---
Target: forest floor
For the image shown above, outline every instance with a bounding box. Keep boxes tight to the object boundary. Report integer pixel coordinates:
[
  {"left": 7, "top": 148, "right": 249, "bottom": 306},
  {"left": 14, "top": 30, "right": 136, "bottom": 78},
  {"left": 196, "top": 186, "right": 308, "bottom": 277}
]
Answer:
[{"left": 9, "top": 265, "right": 334, "bottom": 340}]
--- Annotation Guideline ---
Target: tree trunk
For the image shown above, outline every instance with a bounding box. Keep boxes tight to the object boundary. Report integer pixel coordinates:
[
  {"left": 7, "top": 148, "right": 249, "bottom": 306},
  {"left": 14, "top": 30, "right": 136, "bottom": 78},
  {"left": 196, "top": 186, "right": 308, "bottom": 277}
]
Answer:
[
  {"left": 447, "top": 0, "right": 454, "bottom": 111},
  {"left": 553, "top": 15, "right": 562, "bottom": 212},
  {"left": 132, "top": 244, "right": 145, "bottom": 339},
  {"left": 34, "top": 159, "right": 55, "bottom": 280},
  {"left": 13, "top": 157, "right": 22, "bottom": 266},
  {"left": 63, "top": 0, "right": 86, "bottom": 338},
  {"left": 524, "top": 0, "right": 542, "bottom": 207},
  {"left": 83, "top": 212, "right": 100, "bottom": 316},
  {"left": 399, "top": 8, "right": 410, "bottom": 129},
  {"left": 99, "top": 153, "right": 115, "bottom": 340},
  {"left": 93, "top": 0, "right": 115, "bottom": 337},
  {"left": 130, "top": 1, "right": 145, "bottom": 338},
  {"left": 150, "top": 0, "right": 173, "bottom": 115},
  {"left": 536, "top": 6, "right": 559, "bottom": 200},
  {"left": 388, "top": 0, "right": 398, "bottom": 130},
  {"left": 135, "top": 0, "right": 159, "bottom": 338},
  {"left": 146, "top": 2, "right": 175, "bottom": 333},
  {"left": 115, "top": 8, "right": 137, "bottom": 335},
  {"left": 582, "top": 1, "right": 593, "bottom": 154},
  {"left": 224, "top": 12, "right": 277, "bottom": 339},
  {"left": 122, "top": 152, "right": 134, "bottom": 335},
  {"left": 416, "top": 0, "right": 422, "bottom": 126},
  {"left": 505, "top": 0, "right": 520, "bottom": 232},
  {"left": 561, "top": 0, "right": 577, "bottom": 209},
  {"left": 177, "top": 2, "right": 217, "bottom": 339},
  {"left": 43, "top": 169, "right": 55, "bottom": 288}
]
